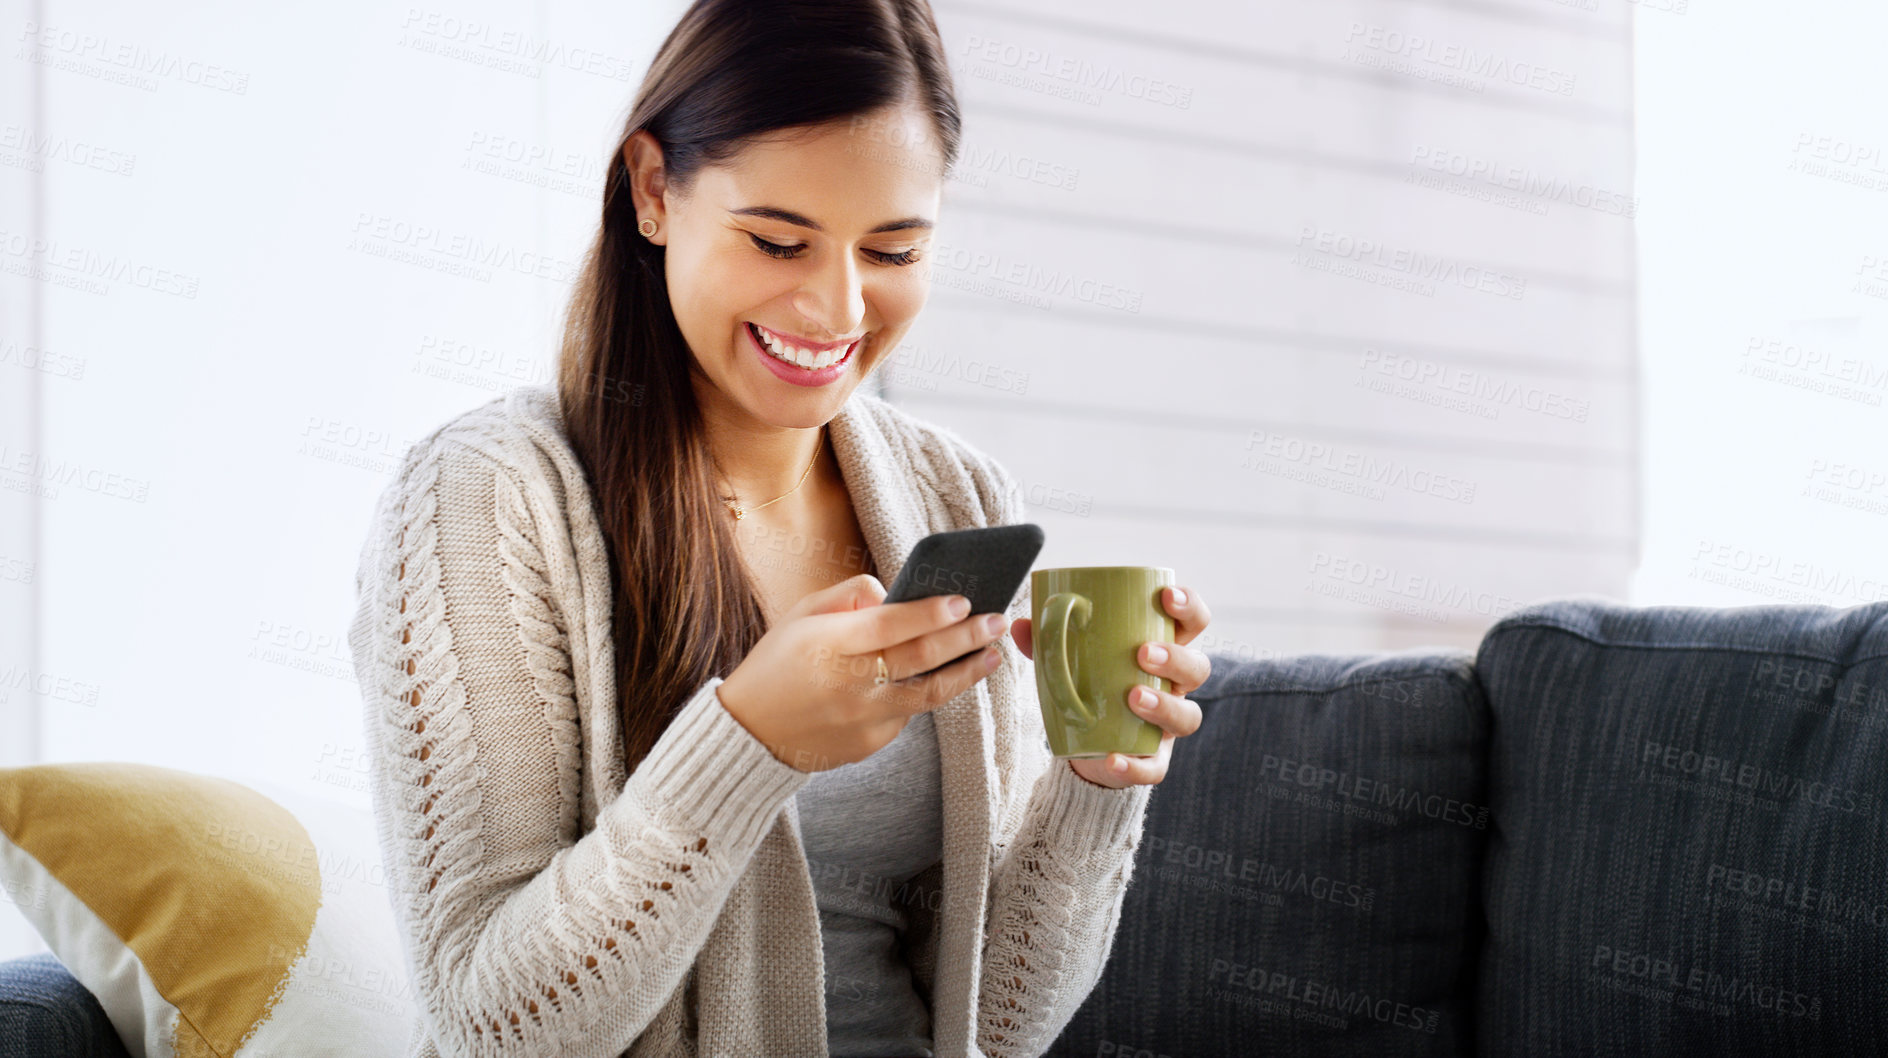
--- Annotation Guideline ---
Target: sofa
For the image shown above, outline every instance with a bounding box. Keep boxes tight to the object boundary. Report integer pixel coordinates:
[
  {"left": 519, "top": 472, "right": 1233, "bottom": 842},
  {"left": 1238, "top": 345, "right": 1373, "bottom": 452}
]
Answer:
[
  {"left": 6, "top": 597, "right": 1885, "bottom": 1056},
  {"left": 1047, "top": 596, "right": 1888, "bottom": 1058}
]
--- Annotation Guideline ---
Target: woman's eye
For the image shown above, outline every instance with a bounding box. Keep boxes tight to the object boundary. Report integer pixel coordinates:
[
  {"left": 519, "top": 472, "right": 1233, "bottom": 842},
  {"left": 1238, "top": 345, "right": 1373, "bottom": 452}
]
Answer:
[
  {"left": 749, "top": 234, "right": 803, "bottom": 259},
  {"left": 747, "top": 233, "right": 921, "bottom": 267}
]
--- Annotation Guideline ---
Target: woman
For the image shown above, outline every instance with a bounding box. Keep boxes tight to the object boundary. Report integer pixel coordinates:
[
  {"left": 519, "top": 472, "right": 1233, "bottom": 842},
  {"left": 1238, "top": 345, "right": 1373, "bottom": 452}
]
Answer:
[{"left": 346, "top": 1, "right": 1212, "bottom": 1055}]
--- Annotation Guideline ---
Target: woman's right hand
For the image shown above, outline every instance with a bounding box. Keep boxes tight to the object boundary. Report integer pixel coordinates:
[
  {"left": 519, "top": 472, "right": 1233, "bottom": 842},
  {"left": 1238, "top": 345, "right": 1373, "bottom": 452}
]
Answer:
[{"left": 715, "top": 573, "right": 1010, "bottom": 772}]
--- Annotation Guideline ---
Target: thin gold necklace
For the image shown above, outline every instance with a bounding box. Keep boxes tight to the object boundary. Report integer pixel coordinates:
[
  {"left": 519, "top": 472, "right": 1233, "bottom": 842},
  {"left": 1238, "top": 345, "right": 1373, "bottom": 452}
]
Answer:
[{"left": 715, "top": 428, "right": 825, "bottom": 521}]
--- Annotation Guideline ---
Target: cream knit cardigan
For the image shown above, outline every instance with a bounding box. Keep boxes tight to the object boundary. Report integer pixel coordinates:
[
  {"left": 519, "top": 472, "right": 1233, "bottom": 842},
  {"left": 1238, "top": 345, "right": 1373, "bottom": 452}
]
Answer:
[{"left": 346, "top": 383, "right": 1153, "bottom": 1058}]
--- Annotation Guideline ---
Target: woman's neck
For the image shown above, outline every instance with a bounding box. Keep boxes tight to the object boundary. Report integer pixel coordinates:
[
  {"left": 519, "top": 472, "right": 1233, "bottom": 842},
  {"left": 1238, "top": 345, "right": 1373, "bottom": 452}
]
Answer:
[{"left": 702, "top": 414, "right": 832, "bottom": 516}]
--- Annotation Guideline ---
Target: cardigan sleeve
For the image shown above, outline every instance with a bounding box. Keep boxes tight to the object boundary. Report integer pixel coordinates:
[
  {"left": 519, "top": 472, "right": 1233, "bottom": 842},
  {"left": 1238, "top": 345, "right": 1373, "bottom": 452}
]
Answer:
[
  {"left": 970, "top": 455, "right": 1154, "bottom": 1057},
  {"left": 348, "top": 436, "right": 810, "bottom": 1057}
]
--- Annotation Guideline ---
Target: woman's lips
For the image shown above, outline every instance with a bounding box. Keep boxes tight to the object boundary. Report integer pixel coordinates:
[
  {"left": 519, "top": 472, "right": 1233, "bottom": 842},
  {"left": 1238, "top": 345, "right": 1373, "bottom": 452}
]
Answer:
[
  {"left": 751, "top": 321, "right": 857, "bottom": 357},
  {"left": 746, "top": 322, "right": 858, "bottom": 388}
]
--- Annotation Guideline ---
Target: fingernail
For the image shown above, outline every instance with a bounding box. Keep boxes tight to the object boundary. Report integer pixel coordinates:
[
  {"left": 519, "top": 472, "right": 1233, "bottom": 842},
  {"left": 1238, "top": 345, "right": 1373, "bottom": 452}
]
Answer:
[
  {"left": 983, "top": 646, "right": 1000, "bottom": 670},
  {"left": 948, "top": 595, "right": 970, "bottom": 618},
  {"left": 1111, "top": 755, "right": 1129, "bottom": 774},
  {"left": 983, "top": 613, "right": 1005, "bottom": 635},
  {"left": 1145, "top": 643, "right": 1168, "bottom": 664},
  {"left": 1133, "top": 686, "right": 1155, "bottom": 709},
  {"left": 1172, "top": 587, "right": 1187, "bottom": 606}
]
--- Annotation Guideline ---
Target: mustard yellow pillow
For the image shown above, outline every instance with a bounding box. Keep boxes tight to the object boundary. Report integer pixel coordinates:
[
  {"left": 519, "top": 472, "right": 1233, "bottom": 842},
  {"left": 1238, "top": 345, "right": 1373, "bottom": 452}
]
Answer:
[{"left": 0, "top": 762, "right": 420, "bottom": 1056}]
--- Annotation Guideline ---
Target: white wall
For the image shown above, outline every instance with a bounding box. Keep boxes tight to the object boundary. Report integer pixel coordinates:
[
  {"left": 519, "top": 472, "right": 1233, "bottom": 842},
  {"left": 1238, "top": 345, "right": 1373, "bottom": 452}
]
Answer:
[
  {"left": 6, "top": 0, "right": 1645, "bottom": 960},
  {"left": 1631, "top": 0, "right": 1888, "bottom": 609},
  {"left": 2, "top": 0, "right": 42, "bottom": 772},
  {"left": 908, "top": 0, "right": 1639, "bottom": 661},
  {"left": 0, "top": 0, "right": 717, "bottom": 960},
  {"left": 1, "top": 0, "right": 46, "bottom": 959}
]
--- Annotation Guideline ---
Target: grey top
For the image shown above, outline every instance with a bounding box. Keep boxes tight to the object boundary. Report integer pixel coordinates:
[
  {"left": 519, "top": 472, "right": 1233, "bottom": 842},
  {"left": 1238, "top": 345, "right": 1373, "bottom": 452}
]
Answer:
[{"left": 795, "top": 708, "right": 944, "bottom": 1058}]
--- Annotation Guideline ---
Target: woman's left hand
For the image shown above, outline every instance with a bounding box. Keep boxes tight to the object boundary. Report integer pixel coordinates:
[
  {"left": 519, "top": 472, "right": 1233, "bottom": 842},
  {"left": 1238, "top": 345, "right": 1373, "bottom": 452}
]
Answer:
[{"left": 1009, "top": 584, "right": 1212, "bottom": 789}]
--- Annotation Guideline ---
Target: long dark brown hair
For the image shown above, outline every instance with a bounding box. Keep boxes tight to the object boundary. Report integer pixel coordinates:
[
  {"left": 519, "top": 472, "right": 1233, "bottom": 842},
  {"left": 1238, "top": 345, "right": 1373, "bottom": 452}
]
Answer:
[{"left": 555, "top": 0, "right": 962, "bottom": 775}]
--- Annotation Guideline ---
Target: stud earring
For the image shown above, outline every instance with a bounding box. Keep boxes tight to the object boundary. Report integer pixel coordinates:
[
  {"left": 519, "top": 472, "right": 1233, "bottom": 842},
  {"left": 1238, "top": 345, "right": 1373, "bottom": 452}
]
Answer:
[{"left": 638, "top": 218, "right": 657, "bottom": 238}]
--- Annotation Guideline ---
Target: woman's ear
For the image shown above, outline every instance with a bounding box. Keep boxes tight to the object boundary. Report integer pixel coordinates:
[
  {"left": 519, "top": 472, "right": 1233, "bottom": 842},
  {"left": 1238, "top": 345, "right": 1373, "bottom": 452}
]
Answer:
[{"left": 623, "top": 130, "right": 670, "bottom": 244}]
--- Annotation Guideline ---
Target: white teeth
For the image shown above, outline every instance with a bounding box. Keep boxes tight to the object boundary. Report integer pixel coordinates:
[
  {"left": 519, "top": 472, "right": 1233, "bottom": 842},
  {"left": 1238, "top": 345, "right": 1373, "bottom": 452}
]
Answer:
[{"left": 754, "top": 324, "right": 847, "bottom": 370}]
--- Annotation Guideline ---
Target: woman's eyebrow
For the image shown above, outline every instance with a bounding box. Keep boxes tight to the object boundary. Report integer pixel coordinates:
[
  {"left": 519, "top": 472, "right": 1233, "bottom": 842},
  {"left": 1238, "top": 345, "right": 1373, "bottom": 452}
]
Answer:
[{"left": 728, "top": 206, "right": 933, "bottom": 234}]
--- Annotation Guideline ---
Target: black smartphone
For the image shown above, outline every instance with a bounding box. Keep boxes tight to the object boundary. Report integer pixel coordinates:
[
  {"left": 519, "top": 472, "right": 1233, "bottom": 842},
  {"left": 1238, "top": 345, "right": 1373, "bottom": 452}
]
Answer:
[{"left": 882, "top": 523, "right": 1045, "bottom": 677}]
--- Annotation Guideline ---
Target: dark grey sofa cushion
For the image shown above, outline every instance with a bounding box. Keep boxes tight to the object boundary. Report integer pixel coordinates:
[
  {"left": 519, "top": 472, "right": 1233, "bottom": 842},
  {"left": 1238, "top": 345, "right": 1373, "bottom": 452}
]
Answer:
[
  {"left": 1047, "top": 648, "right": 1491, "bottom": 1058},
  {"left": 0, "top": 952, "right": 131, "bottom": 1058},
  {"left": 1473, "top": 597, "right": 1888, "bottom": 1057}
]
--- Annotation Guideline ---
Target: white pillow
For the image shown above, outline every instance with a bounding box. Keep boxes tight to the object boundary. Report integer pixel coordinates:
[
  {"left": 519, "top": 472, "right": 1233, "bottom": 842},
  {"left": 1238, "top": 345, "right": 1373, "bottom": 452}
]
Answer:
[{"left": 0, "top": 762, "right": 421, "bottom": 1057}]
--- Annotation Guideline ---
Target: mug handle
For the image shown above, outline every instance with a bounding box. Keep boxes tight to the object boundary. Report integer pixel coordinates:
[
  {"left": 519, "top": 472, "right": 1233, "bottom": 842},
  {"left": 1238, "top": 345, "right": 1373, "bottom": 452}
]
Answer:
[{"left": 1041, "top": 591, "right": 1096, "bottom": 730}]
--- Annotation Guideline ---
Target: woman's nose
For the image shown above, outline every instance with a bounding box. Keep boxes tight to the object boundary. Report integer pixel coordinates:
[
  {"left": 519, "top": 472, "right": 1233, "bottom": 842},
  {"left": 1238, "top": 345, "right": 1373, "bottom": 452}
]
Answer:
[{"left": 792, "top": 253, "right": 866, "bottom": 339}]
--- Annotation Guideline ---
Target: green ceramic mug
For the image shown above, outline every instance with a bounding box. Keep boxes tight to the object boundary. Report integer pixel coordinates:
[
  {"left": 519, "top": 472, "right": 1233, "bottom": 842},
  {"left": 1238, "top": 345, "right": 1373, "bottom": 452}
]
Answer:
[{"left": 1030, "top": 566, "right": 1175, "bottom": 759}]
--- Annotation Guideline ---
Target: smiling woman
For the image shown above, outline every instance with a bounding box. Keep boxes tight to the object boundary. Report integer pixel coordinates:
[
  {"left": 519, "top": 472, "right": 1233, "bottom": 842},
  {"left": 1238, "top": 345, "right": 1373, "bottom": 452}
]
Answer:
[
  {"left": 623, "top": 104, "right": 941, "bottom": 408},
  {"left": 572, "top": 6, "right": 963, "bottom": 753},
  {"left": 347, "top": 1, "right": 1203, "bottom": 1056}
]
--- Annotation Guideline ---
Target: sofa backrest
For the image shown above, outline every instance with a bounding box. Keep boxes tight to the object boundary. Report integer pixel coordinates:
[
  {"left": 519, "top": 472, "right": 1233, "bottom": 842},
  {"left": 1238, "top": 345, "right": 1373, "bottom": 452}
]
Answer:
[
  {"left": 1047, "top": 647, "right": 1492, "bottom": 1058},
  {"left": 1472, "top": 597, "right": 1888, "bottom": 1056}
]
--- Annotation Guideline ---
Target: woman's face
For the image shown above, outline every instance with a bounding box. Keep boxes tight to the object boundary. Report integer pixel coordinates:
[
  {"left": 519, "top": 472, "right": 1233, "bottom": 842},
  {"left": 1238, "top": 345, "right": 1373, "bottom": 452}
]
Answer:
[{"left": 626, "top": 102, "right": 944, "bottom": 430}]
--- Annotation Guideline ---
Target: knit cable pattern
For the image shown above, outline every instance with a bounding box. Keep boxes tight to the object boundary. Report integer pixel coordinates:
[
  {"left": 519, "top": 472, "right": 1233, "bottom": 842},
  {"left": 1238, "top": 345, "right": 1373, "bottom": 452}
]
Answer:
[
  {"left": 355, "top": 437, "right": 805, "bottom": 1056},
  {"left": 496, "top": 470, "right": 582, "bottom": 841}
]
